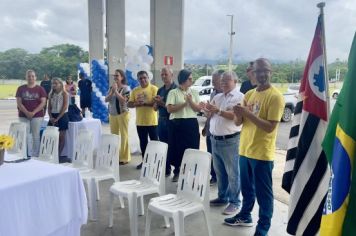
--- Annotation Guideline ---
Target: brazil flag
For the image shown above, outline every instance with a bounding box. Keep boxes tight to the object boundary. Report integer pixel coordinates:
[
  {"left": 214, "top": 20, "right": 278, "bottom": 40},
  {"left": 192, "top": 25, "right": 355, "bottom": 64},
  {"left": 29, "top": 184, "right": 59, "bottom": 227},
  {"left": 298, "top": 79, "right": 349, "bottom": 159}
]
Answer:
[{"left": 320, "top": 33, "right": 356, "bottom": 235}]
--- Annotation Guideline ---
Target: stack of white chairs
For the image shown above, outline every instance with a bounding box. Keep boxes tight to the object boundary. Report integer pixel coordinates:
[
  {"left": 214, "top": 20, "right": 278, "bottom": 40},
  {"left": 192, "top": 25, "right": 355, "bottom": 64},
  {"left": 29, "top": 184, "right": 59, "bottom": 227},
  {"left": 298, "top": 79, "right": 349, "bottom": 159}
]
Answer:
[
  {"left": 80, "top": 134, "right": 120, "bottom": 202},
  {"left": 62, "top": 129, "right": 94, "bottom": 172},
  {"left": 108, "top": 141, "right": 168, "bottom": 236},
  {"left": 145, "top": 149, "right": 213, "bottom": 236},
  {"left": 8, "top": 122, "right": 27, "bottom": 158},
  {"left": 34, "top": 126, "right": 59, "bottom": 163}
]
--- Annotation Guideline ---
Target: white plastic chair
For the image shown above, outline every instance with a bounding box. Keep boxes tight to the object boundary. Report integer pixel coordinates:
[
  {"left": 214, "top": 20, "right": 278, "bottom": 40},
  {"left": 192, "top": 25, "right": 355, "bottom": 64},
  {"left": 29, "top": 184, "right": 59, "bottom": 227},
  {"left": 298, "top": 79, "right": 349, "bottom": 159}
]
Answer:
[
  {"left": 35, "top": 126, "right": 59, "bottom": 163},
  {"left": 108, "top": 141, "right": 168, "bottom": 236},
  {"left": 145, "top": 149, "right": 213, "bottom": 236},
  {"left": 62, "top": 129, "right": 94, "bottom": 171},
  {"left": 8, "top": 122, "right": 27, "bottom": 157},
  {"left": 80, "top": 134, "right": 120, "bottom": 220}
]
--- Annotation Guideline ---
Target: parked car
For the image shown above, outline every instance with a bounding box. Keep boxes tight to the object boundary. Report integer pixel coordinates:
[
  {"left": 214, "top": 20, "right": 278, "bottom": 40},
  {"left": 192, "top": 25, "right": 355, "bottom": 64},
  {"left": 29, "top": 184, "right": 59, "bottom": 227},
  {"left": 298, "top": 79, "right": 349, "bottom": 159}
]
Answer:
[
  {"left": 282, "top": 93, "right": 298, "bottom": 122},
  {"left": 192, "top": 76, "right": 212, "bottom": 92}
]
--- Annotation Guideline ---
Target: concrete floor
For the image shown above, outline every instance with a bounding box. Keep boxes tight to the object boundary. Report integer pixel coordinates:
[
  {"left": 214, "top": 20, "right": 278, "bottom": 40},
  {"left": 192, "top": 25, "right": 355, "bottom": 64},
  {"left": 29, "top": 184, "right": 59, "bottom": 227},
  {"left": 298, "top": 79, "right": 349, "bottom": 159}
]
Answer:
[
  {"left": 0, "top": 100, "right": 290, "bottom": 236},
  {"left": 80, "top": 155, "right": 289, "bottom": 236}
]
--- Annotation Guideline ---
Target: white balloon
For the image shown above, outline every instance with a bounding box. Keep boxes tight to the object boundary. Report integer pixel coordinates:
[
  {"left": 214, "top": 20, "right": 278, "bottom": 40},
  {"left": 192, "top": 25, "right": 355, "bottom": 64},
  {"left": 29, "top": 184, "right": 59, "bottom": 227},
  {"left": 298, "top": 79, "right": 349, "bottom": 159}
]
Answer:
[
  {"left": 138, "top": 45, "right": 149, "bottom": 56},
  {"left": 143, "top": 55, "right": 154, "bottom": 65},
  {"left": 140, "top": 63, "right": 150, "bottom": 71},
  {"left": 126, "top": 62, "right": 136, "bottom": 72},
  {"left": 124, "top": 46, "right": 136, "bottom": 57},
  {"left": 147, "top": 71, "right": 153, "bottom": 81},
  {"left": 132, "top": 55, "right": 143, "bottom": 64}
]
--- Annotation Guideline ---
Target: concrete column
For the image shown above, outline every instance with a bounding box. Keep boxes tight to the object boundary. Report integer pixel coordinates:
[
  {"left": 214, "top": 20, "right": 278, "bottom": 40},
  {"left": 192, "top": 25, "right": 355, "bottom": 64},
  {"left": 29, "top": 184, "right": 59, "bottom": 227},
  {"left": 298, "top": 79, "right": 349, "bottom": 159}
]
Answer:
[
  {"left": 150, "top": 0, "right": 184, "bottom": 85},
  {"left": 106, "top": 0, "right": 125, "bottom": 79},
  {"left": 88, "top": 0, "right": 104, "bottom": 68}
]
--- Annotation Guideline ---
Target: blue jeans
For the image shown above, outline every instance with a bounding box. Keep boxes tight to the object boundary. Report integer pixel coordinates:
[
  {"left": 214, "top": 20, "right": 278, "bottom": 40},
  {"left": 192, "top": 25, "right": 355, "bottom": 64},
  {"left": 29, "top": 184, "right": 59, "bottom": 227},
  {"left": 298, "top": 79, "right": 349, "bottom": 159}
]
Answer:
[
  {"left": 239, "top": 156, "right": 274, "bottom": 236},
  {"left": 211, "top": 134, "right": 241, "bottom": 207},
  {"left": 158, "top": 117, "right": 170, "bottom": 173}
]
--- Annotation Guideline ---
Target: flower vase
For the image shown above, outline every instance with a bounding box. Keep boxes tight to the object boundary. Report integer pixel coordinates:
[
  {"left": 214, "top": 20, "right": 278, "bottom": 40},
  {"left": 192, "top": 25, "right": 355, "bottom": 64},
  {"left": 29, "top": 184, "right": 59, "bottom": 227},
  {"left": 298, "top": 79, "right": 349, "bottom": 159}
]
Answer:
[{"left": 0, "top": 149, "right": 4, "bottom": 166}]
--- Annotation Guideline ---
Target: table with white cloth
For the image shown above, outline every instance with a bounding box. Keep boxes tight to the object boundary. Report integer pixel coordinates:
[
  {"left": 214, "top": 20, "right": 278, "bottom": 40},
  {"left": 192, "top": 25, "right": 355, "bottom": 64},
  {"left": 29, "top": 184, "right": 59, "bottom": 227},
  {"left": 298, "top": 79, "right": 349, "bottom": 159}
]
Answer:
[
  {"left": 61, "top": 118, "right": 102, "bottom": 158},
  {"left": 0, "top": 153, "right": 88, "bottom": 236}
]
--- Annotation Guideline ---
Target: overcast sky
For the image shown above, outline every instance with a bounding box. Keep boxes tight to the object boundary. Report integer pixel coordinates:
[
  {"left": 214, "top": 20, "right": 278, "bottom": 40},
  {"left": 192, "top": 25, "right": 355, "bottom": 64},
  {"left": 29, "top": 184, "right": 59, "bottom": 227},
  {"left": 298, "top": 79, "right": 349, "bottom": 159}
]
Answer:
[{"left": 1, "top": 0, "right": 355, "bottom": 62}]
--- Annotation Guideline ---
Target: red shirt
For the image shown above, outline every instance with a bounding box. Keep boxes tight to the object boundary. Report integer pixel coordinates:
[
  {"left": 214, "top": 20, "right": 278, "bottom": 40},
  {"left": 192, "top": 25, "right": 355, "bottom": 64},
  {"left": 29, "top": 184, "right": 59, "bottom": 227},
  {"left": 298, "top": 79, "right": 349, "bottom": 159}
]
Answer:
[{"left": 16, "top": 85, "right": 47, "bottom": 118}]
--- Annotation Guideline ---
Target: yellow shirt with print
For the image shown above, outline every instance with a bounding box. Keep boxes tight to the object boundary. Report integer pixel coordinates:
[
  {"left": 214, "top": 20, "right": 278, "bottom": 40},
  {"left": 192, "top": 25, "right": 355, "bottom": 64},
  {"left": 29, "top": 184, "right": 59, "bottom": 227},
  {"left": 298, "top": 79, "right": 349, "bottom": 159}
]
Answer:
[
  {"left": 239, "top": 86, "right": 284, "bottom": 161},
  {"left": 129, "top": 83, "right": 158, "bottom": 126}
]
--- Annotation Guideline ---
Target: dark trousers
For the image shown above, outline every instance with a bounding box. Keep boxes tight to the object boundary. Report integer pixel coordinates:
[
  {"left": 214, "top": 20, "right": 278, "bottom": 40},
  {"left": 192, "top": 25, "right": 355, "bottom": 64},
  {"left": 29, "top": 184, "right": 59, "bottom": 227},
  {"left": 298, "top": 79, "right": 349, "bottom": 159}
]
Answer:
[
  {"left": 206, "top": 135, "right": 217, "bottom": 180},
  {"left": 168, "top": 118, "right": 200, "bottom": 175},
  {"left": 136, "top": 126, "right": 158, "bottom": 159},
  {"left": 158, "top": 117, "right": 171, "bottom": 174},
  {"left": 239, "top": 156, "right": 274, "bottom": 235}
]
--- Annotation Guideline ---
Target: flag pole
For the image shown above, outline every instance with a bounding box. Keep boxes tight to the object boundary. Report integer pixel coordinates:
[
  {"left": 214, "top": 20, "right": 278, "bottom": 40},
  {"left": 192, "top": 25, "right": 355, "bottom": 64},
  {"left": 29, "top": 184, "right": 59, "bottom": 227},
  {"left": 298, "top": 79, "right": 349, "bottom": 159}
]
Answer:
[{"left": 317, "top": 2, "right": 330, "bottom": 117}]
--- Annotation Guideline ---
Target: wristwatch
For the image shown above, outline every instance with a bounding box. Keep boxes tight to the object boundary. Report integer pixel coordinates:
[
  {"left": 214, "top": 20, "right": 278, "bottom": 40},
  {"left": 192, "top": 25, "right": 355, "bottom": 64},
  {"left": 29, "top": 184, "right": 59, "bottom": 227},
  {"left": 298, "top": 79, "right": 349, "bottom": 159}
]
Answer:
[{"left": 217, "top": 109, "right": 222, "bottom": 116}]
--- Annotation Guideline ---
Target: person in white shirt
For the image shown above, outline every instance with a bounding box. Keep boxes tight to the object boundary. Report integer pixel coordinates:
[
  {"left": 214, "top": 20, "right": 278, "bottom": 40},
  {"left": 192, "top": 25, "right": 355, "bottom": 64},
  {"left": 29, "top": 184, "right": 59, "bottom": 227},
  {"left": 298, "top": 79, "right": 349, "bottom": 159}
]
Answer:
[{"left": 205, "top": 71, "right": 244, "bottom": 215}]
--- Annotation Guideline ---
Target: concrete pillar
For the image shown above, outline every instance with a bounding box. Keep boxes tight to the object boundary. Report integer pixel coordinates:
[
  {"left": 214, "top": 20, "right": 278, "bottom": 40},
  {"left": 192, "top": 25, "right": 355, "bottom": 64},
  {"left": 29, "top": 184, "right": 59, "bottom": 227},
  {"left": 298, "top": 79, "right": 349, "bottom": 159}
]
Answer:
[
  {"left": 106, "top": 0, "right": 125, "bottom": 80},
  {"left": 150, "top": 0, "right": 184, "bottom": 85},
  {"left": 88, "top": 0, "right": 104, "bottom": 69}
]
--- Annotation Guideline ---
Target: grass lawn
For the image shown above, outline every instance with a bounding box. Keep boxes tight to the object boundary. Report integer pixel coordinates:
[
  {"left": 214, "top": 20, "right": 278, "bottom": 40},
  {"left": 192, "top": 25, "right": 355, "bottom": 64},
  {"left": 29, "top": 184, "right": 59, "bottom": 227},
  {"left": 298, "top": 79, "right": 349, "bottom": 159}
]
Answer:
[{"left": 0, "top": 84, "right": 18, "bottom": 99}]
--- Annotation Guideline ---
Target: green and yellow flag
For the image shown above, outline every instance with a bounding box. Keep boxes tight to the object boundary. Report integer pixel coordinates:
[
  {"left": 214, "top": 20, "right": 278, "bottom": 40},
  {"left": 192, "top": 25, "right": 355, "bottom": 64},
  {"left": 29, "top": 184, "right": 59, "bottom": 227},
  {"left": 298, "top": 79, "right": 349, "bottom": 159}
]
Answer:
[{"left": 320, "top": 33, "right": 356, "bottom": 235}]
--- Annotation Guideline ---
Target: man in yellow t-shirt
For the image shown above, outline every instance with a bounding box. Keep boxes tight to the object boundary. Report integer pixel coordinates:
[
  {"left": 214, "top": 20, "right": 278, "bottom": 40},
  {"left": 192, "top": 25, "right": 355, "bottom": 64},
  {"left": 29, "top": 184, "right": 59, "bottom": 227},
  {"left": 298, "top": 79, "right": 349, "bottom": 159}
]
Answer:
[
  {"left": 224, "top": 58, "right": 284, "bottom": 236},
  {"left": 128, "top": 71, "right": 158, "bottom": 169}
]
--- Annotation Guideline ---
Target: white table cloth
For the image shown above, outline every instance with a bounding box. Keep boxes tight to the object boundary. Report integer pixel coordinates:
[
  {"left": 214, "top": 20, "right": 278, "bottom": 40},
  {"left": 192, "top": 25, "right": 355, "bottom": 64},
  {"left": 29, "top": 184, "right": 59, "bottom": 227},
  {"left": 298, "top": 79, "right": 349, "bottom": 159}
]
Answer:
[
  {"left": 62, "top": 118, "right": 102, "bottom": 158},
  {"left": 0, "top": 153, "right": 88, "bottom": 236}
]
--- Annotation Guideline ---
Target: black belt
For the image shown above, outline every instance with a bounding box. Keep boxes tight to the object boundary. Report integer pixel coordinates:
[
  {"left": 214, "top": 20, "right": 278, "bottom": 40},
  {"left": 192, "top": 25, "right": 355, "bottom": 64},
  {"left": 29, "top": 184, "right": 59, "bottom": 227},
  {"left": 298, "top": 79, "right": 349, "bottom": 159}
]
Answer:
[{"left": 211, "top": 132, "right": 240, "bottom": 140}]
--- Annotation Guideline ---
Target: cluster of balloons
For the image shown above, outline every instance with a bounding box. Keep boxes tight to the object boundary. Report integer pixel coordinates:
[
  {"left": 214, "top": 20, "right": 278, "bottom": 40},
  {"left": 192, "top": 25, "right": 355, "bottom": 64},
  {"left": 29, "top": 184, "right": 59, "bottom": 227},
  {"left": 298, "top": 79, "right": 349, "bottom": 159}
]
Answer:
[
  {"left": 90, "top": 60, "right": 109, "bottom": 123},
  {"left": 78, "top": 63, "right": 90, "bottom": 80},
  {"left": 125, "top": 45, "right": 154, "bottom": 89}
]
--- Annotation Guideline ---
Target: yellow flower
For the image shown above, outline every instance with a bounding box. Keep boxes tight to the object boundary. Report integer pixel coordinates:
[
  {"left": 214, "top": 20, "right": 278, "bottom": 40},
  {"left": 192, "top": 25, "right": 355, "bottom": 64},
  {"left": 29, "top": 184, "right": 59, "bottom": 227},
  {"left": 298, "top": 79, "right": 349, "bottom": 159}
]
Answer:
[{"left": 0, "top": 135, "right": 14, "bottom": 150}]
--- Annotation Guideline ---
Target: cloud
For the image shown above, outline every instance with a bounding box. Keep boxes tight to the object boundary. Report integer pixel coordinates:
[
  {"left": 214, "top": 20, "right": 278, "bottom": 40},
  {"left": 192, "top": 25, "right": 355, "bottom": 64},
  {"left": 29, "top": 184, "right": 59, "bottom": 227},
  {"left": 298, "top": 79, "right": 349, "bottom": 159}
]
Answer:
[{"left": 0, "top": 0, "right": 355, "bottom": 62}]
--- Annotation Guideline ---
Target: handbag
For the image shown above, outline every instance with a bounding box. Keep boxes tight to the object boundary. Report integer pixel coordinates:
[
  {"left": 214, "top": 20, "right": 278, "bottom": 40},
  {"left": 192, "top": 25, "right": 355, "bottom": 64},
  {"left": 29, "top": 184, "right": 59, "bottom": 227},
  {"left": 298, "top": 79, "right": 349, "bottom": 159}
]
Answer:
[{"left": 67, "top": 104, "right": 83, "bottom": 122}]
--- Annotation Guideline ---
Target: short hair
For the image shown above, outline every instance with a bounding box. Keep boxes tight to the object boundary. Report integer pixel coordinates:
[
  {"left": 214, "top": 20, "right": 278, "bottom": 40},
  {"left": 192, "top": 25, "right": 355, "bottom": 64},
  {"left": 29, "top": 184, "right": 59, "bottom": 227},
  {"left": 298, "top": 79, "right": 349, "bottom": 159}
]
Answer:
[
  {"left": 222, "top": 71, "right": 238, "bottom": 82},
  {"left": 212, "top": 69, "right": 225, "bottom": 79},
  {"left": 254, "top": 58, "right": 272, "bottom": 71},
  {"left": 115, "top": 69, "right": 127, "bottom": 85},
  {"left": 137, "top": 70, "right": 148, "bottom": 78},
  {"left": 26, "top": 69, "right": 36, "bottom": 77},
  {"left": 161, "top": 66, "right": 173, "bottom": 75}
]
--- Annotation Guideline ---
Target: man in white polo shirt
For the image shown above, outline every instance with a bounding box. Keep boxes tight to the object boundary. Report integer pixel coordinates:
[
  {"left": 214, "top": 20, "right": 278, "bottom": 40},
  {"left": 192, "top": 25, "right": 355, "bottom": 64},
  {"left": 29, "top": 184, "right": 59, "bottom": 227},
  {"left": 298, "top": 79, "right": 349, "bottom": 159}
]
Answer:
[{"left": 205, "top": 71, "right": 244, "bottom": 215}]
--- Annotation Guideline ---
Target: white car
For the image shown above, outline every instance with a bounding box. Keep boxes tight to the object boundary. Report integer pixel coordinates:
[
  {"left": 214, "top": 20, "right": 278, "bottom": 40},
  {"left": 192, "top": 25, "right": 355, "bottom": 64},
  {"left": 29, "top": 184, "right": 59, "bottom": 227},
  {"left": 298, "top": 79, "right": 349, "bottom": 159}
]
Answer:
[{"left": 282, "top": 93, "right": 298, "bottom": 122}]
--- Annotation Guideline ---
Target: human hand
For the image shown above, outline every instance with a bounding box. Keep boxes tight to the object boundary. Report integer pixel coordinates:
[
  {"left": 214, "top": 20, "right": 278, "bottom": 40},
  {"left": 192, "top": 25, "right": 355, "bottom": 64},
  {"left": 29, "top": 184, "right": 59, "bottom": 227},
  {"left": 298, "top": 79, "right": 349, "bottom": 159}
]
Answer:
[
  {"left": 153, "top": 95, "right": 162, "bottom": 102},
  {"left": 233, "top": 104, "right": 246, "bottom": 116},
  {"left": 27, "top": 111, "right": 35, "bottom": 119},
  {"left": 112, "top": 82, "right": 118, "bottom": 90},
  {"left": 205, "top": 101, "right": 219, "bottom": 114}
]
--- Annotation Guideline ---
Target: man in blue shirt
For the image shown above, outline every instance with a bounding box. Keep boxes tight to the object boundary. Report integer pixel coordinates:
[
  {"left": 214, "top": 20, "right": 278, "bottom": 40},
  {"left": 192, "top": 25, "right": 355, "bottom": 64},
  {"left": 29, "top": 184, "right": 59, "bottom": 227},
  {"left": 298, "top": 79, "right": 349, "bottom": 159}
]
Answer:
[
  {"left": 153, "top": 67, "right": 177, "bottom": 176},
  {"left": 78, "top": 72, "right": 92, "bottom": 117}
]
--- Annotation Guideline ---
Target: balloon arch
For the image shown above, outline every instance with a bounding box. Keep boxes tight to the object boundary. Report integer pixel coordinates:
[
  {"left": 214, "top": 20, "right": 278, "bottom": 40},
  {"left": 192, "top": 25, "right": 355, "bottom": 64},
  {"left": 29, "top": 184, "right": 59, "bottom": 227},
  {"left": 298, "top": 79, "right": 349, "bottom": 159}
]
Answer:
[{"left": 77, "top": 45, "right": 154, "bottom": 123}]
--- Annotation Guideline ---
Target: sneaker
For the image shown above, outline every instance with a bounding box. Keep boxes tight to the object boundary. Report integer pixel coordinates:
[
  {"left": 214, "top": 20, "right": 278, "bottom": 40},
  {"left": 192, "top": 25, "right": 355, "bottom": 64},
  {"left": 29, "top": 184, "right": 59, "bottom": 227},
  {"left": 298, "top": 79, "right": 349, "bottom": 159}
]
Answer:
[
  {"left": 224, "top": 214, "right": 253, "bottom": 227},
  {"left": 210, "top": 178, "right": 217, "bottom": 186},
  {"left": 136, "top": 162, "right": 143, "bottom": 170},
  {"left": 223, "top": 203, "right": 239, "bottom": 215},
  {"left": 210, "top": 198, "right": 228, "bottom": 206},
  {"left": 172, "top": 174, "right": 179, "bottom": 182}
]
